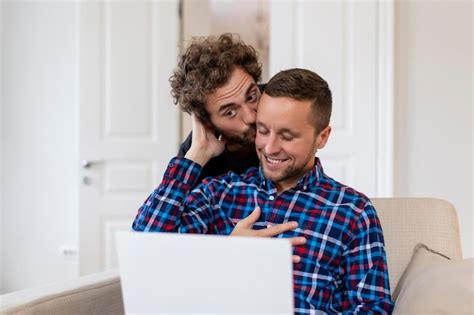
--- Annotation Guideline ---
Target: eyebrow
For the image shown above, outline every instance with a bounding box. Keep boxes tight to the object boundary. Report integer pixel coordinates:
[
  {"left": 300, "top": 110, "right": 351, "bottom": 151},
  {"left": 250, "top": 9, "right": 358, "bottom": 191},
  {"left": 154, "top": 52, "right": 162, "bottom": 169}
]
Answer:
[{"left": 217, "top": 83, "right": 258, "bottom": 114}]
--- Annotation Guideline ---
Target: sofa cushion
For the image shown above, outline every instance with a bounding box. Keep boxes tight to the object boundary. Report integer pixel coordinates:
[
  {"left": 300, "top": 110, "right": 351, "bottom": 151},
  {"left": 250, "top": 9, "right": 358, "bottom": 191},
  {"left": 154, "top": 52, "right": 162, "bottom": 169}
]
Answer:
[{"left": 393, "top": 243, "right": 474, "bottom": 314}]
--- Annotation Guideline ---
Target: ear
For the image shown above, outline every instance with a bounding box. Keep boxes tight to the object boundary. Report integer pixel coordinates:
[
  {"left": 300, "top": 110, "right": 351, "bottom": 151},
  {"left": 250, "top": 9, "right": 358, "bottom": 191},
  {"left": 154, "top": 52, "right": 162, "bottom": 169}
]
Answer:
[{"left": 316, "top": 126, "right": 331, "bottom": 149}]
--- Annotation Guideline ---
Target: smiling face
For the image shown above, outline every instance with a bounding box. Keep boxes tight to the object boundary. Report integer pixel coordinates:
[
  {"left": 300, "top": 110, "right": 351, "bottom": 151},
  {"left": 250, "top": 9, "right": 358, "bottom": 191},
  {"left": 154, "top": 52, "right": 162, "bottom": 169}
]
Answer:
[
  {"left": 255, "top": 93, "right": 331, "bottom": 192},
  {"left": 205, "top": 67, "right": 261, "bottom": 147}
]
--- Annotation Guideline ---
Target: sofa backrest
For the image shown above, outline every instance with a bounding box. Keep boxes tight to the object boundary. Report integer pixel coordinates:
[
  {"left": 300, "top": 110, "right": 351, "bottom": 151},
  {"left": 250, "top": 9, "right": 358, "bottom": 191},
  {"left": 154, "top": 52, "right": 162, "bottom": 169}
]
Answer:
[
  {"left": 372, "top": 198, "right": 463, "bottom": 291},
  {"left": 1, "top": 198, "right": 463, "bottom": 312}
]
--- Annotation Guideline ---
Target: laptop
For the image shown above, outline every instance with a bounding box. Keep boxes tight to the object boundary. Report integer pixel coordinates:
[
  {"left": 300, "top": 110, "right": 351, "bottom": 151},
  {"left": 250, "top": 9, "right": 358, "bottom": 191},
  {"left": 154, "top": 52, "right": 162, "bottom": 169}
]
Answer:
[{"left": 116, "top": 232, "right": 294, "bottom": 314}]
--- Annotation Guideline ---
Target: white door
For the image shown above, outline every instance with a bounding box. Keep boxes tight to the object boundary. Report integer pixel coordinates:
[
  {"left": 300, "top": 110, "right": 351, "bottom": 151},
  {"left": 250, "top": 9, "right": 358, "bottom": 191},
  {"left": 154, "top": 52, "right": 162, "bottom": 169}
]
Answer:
[
  {"left": 270, "top": 1, "right": 393, "bottom": 197},
  {"left": 79, "top": 0, "right": 180, "bottom": 275}
]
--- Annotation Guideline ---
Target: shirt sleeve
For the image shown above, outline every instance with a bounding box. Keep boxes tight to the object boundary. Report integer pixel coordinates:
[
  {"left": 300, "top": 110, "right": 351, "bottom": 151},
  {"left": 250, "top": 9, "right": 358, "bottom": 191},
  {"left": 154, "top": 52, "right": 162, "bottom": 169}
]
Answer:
[
  {"left": 131, "top": 156, "right": 218, "bottom": 233},
  {"left": 341, "top": 202, "right": 395, "bottom": 314}
]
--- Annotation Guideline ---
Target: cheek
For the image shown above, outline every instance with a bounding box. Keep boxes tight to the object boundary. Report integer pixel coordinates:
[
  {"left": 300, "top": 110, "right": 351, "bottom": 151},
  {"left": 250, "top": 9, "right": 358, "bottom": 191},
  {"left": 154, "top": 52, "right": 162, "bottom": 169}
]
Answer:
[
  {"left": 211, "top": 118, "right": 230, "bottom": 133},
  {"left": 212, "top": 118, "right": 243, "bottom": 133},
  {"left": 285, "top": 142, "right": 308, "bottom": 158}
]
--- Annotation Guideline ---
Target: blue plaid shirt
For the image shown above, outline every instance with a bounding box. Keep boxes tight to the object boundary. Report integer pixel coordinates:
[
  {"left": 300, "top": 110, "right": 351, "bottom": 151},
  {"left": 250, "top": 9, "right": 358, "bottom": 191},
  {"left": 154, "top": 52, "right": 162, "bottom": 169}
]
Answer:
[{"left": 132, "top": 156, "right": 394, "bottom": 314}]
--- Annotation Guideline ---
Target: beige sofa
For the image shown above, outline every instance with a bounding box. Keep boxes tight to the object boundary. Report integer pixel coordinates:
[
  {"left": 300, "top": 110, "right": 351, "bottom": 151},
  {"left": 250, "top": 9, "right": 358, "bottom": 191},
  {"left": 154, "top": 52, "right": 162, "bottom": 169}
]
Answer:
[{"left": 1, "top": 198, "right": 470, "bottom": 314}]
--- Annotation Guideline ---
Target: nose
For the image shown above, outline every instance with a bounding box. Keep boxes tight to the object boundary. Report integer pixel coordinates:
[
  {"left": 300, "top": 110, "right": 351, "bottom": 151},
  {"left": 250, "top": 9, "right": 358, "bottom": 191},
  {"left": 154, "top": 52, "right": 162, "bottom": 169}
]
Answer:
[
  {"left": 264, "top": 134, "right": 281, "bottom": 156},
  {"left": 242, "top": 103, "right": 257, "bottom": 125}
]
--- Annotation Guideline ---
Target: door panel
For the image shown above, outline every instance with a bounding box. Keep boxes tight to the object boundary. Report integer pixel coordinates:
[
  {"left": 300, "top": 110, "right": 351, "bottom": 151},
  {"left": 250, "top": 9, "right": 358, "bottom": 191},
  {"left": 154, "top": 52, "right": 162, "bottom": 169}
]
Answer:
[
  {"left": 79, "top": 0, "right": 179, "bottom": 275},
  {"left": 270, "top": 1, "right": 387, "bottom": 196}
]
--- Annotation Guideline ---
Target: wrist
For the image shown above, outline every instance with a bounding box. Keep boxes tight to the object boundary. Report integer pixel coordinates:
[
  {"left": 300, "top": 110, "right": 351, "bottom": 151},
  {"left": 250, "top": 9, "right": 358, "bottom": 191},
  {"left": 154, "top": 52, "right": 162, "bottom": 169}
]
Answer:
[{"left": 184, "top": 149, "right": 210, "bottom": 167}]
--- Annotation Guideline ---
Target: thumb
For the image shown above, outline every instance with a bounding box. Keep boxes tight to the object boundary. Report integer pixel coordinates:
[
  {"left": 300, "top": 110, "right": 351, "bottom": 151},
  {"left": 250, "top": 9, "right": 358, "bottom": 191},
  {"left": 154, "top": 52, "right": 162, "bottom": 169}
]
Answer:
[{"left": 239, "top": 206, "right": 261, "bottom": 228}]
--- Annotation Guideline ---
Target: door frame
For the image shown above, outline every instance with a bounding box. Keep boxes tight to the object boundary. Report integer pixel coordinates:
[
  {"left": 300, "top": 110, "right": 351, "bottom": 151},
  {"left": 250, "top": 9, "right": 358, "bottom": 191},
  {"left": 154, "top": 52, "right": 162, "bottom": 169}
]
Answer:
[{"left": 375, "top": 0, "right": 394, "bottom": 197}]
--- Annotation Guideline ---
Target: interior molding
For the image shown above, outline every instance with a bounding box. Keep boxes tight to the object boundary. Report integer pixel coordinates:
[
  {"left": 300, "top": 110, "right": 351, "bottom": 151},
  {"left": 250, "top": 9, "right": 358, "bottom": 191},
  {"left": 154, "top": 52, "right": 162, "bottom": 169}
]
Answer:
[{"left": 376, "top": 0, "right": 395, "bottom": 197}]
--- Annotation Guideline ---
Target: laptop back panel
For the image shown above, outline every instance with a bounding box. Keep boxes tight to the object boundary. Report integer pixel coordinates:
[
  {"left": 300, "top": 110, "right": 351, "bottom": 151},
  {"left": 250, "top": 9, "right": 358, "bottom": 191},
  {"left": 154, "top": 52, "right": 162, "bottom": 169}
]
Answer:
[{"left": 116, "top": 232, "right": 294, "bottom": 314}]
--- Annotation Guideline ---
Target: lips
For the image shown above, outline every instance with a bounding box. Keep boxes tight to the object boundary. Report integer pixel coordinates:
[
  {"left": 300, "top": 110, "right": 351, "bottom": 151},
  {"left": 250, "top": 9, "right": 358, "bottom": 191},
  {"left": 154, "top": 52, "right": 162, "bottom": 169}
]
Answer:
[
  {"left": 266, "top": 156, "right": 287, "bottom": 164},
  {"left": 263, "top": 155, "right": 289, "bottom": 171}
]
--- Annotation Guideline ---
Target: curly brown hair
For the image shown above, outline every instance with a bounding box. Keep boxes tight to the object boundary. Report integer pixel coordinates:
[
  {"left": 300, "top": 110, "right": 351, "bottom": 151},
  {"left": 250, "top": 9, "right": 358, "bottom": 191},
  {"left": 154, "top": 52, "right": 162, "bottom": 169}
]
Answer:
[{"left": 170, "top": 33, "right": 262, "bottom": 123}]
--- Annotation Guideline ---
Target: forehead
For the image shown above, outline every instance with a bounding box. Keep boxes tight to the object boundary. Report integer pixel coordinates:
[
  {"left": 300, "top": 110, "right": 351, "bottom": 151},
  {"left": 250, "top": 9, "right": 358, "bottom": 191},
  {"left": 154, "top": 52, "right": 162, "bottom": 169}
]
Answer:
[{"left": 256, "top": 94, "right": 313, "bottom": 131}]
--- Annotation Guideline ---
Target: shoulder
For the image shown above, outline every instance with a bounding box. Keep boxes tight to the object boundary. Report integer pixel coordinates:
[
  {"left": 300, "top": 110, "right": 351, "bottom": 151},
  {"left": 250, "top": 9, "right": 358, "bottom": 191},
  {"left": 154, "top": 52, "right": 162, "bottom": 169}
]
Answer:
[
  {"left": 201, "top": 166, "right": 261, "bottom": 190},
  {"left": 319, "top": 174, "right": 375, "bottom": 217},
  {"left": 316, "top": 176, "right": 384, "bottom": 243}
]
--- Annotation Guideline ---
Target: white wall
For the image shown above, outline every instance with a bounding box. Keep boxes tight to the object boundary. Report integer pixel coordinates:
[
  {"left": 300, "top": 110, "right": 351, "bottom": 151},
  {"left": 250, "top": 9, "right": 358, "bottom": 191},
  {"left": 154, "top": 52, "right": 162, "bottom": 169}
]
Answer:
[
  {"left": 0, "top": 0, "right": 4, "bottom": 294},
  {"left": 395, "top": 1, "right": 473, "bottom": 257},
  {"left": 1, "top": 2, "right": 79, "bottom": 293}
]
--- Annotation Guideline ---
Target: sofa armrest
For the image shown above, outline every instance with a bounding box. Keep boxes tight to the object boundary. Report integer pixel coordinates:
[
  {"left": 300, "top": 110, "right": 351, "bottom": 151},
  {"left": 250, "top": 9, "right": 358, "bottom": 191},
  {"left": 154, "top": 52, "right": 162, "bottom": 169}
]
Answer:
[{"left": 0, "top": 270, "right": 124, "bottom": 315}]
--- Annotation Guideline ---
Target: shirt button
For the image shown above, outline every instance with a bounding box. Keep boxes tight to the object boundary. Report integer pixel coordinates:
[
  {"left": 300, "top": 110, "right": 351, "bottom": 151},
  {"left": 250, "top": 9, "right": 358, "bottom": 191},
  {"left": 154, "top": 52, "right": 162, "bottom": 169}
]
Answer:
[{"left": 269, "top": 195, "right": 275, "bottom": 201}]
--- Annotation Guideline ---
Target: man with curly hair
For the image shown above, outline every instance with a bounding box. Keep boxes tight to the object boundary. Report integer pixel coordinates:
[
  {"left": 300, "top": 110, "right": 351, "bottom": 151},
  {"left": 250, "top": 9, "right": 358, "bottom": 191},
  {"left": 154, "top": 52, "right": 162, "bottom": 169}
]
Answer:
[{"left": 170, "top": 33, "right": 263, "bottom": 185}]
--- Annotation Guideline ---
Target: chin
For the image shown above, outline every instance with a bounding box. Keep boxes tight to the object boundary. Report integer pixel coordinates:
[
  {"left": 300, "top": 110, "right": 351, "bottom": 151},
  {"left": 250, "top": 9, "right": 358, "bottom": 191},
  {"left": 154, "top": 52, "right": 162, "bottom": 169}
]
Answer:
[{"left": 262, "top": 169, "right": 281, "bottom": 182}]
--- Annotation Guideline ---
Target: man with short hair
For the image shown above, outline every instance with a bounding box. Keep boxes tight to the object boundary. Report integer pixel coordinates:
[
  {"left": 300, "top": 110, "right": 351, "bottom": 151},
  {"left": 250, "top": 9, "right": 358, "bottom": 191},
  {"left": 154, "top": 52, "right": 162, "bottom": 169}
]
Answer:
[{"left": 133, "top": 68, "right": 395, "bottom": 314}]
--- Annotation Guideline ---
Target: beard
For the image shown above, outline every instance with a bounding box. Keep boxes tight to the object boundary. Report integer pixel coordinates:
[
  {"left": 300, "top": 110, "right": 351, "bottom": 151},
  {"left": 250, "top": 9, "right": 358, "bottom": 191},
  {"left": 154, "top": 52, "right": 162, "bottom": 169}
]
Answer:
[
  {"left": 215, "top": 124, "right": 256, "bottom": 146},
  {"left": 266, "top": 159, "right": 312, "bottom": 184},
  {"left": 260, "top": 139, "right": 317, "bottom": 185}
]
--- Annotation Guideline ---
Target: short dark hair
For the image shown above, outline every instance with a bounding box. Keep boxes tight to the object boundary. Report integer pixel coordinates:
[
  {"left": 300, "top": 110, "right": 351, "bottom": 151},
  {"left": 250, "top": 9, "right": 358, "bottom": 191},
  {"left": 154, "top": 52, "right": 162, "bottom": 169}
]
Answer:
[
  {"left": 169, "top": 33, "right": 262, "bottom": 123},
  {"left": 264, "top": 68, "right": 332, "bottom": 133}
]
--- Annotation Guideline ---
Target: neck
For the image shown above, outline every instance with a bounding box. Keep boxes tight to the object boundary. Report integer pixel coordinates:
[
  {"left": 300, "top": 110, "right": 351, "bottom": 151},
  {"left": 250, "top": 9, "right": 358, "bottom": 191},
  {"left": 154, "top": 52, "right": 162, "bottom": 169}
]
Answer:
[
  {"left": 274, "top": 158, "right": 317, "bottom": 194},
  {"left": 275, "top": 180, "right": 298, "bottom": 194}
]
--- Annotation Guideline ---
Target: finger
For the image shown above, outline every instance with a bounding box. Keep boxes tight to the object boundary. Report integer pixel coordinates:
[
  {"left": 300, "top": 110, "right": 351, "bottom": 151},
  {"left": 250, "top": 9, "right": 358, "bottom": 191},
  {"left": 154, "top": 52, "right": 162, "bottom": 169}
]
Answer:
[
  {"left": 191, "top": 113, "right": 205, "bottom": 124},
  {"left": 191, "top": 113, "right": 200, "bottom": 128},
  {"left": 259, "top": 221, "right": 298, "bottom": 237},
  {"left": 196, "top": 119, "right": 219, "bottom": 142},
  {"left": 292, "top": 255, "right": 301, "bottom": 264},
  {"left": 289, "top": 237, "right": 306, "bottom": 246},
  {"left": 191, "top": 114, "right": 204, "bottom": 137},
  {"left": 238, "top": 206, "right": 261, "bottom": 228}
]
